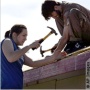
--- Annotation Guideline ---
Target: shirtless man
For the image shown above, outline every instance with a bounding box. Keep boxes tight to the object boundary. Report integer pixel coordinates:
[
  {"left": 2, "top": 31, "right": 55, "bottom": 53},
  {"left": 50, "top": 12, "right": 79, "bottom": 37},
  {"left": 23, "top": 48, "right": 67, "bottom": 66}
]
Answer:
[{"left": 41, "top": 0, "right": 90, "bottom": 54}]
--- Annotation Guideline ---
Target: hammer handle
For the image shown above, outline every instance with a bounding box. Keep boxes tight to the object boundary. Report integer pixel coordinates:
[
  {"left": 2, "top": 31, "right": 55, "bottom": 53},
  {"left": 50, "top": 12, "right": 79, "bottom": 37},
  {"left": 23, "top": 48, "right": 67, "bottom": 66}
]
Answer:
[
  {"left": 43, "top": 49, "right": 52, "bottom": 52},
  {"left": 32, "top": 31, "right": 52, "bottom": 50},
  {"left": 39, "top": 39, "right": 44, "bottom": 44},
  {"left": 51, "top": 46, "right": 57, "bottom": 53},
  {"left": 43, "top": 31, "right": 52, "bottom": 40},
  {"left": 39, "top": 31, "right": 52, "bottom": 43},
  {"left": 32, "top": 39, "right": 44, "bottom": 50},
  {"left": 41, "top": 47, "right": 56, "bottom": 54}
]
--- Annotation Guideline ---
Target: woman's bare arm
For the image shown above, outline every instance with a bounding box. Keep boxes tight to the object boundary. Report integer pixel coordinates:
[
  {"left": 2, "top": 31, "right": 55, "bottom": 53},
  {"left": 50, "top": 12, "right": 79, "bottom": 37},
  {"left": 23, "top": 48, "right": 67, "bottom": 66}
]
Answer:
[{"left": 2, "top": 38, "right": 40, "bottom": 62}]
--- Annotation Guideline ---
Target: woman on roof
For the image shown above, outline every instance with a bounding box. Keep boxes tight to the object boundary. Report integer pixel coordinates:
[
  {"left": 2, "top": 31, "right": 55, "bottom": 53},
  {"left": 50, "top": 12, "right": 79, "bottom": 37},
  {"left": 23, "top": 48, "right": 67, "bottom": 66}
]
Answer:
[{"left": 1, "top": 24, "right": 66, "bottom": 89}]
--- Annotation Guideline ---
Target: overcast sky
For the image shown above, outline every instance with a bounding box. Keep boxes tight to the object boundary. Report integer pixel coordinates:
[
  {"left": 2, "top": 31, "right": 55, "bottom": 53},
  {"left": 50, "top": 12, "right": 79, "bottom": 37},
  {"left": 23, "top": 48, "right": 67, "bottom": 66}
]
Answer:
[{"left": 1, "top": 0, "right": 90, "bottom": 71}]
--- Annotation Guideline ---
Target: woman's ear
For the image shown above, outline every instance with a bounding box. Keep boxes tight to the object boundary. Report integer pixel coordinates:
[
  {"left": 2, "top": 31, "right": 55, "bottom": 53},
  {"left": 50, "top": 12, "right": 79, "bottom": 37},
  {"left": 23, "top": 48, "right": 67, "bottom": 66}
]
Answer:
[{"left": 13, "top": 32, "right": 17, "bottom": 37}]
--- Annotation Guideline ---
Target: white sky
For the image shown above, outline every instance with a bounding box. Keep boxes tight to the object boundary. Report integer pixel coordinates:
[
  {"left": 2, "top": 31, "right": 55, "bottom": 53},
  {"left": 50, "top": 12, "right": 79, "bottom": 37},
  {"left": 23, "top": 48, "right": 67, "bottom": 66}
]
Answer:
[{"left": 1, "top": 0, "right": 90, "bottom": 71}]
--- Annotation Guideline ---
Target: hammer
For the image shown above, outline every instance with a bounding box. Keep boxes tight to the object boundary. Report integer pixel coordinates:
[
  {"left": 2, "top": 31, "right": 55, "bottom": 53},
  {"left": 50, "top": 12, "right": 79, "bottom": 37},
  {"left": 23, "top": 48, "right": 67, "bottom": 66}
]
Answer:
[
  {"left": 32, "top": 26, "right": 57, "bottom": 50},
  {"left": 40, "top": 46, "right": 57, "bottom": 57}
]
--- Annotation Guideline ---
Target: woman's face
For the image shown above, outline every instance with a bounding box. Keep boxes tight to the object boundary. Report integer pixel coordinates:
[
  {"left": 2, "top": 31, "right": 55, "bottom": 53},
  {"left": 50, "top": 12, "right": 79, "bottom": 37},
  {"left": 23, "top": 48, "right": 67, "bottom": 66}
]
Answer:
[{"left": 15, "top": 29, "right": 27, "bottom": 45}]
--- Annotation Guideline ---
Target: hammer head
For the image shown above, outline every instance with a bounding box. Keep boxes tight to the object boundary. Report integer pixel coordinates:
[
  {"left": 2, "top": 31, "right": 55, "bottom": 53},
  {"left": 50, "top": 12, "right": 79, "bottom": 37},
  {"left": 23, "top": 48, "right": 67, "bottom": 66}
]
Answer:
[
  {"left": 47, "top": 26, "right": 58, "bottom": 35},
  {"left": 40, "top": 46, "right": 44, "bottom": 57}
]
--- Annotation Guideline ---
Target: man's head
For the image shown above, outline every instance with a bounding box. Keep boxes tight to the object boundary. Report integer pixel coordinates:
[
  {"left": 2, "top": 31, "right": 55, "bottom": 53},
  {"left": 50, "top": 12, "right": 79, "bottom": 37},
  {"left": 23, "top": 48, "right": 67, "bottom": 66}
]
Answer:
[{"left": 41, "top": 0, "right": 61, "bottom": 20}]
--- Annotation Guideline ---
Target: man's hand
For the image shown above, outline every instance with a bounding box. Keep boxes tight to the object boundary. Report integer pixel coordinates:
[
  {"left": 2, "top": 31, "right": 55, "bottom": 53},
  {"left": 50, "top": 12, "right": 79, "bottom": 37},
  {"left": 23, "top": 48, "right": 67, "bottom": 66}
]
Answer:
[
  {"left": 53, "top": 51, "right": 67, "bottom": 61},
  {"left": 57, "top": 51, "right": 67, "bottom": 60},
  {"left": 51, "top": 43, "right": 58, "bottom": 53},
  {"left": 44, "top": 51, "right": 67, "bottom": 64}
]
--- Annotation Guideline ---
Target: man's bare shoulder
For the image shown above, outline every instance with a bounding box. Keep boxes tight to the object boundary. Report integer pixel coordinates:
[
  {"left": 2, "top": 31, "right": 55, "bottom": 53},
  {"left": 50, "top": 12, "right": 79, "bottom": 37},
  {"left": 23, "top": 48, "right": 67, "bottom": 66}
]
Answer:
[{"left": 64, "top": 11, "right": 70, "bottom": 18}]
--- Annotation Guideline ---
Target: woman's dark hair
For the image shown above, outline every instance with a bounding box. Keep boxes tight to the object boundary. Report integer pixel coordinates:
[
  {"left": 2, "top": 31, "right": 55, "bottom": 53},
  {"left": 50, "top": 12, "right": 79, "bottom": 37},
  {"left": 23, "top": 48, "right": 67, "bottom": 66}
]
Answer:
[
  {"left": 5, "top": 30, "right": 11, "bottom": 38},
  {"left": 4, "top": 24, "right": 27, "bottom": 38},
  {"left": 41, "top": 0, "right": 60, "bottom": 20}
]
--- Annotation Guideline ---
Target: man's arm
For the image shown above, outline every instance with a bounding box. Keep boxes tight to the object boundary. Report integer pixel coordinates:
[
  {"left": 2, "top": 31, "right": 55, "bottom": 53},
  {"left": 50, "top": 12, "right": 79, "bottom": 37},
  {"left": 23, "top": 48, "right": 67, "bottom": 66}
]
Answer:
[
  {"left": 54, "top": 25, "right": 69, "bottom": 53},
  {"left": 54, "top": 14, "right": 70, "bottom": 55},
  {"left": 54, "top": 11, "right": 70, "bottom": 54}
]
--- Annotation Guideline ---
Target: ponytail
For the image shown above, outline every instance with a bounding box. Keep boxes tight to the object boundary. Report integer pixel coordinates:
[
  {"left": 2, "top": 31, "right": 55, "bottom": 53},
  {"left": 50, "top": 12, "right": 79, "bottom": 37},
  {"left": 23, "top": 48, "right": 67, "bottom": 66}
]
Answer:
[
  {"left": 4, "top": 30, "right": 11, "bottom": 38},
  {"left": 4, "top": 24, "right": 27, "bottom": 38}
]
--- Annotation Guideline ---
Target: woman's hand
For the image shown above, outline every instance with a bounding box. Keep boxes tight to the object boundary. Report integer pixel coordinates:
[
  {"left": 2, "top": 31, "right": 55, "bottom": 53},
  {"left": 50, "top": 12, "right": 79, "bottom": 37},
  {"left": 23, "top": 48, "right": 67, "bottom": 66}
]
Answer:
[{"left": 29, "top": 40, "right": 40, "bottom": 49}]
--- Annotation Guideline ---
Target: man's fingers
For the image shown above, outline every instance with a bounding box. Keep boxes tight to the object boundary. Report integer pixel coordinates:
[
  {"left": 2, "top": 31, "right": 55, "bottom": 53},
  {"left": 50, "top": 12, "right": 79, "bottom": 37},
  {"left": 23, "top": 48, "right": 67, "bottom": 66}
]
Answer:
[{"left": 60, "top": 51, "right": 67, "bottom": 56}]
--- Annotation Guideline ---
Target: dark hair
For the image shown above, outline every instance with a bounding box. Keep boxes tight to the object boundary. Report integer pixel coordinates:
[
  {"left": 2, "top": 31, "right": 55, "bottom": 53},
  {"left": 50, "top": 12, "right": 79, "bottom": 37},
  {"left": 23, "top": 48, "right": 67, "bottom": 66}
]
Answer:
[
  {"left": 5, "top": 24, "right": 27, "bottom": 38},
  {"left": 41, "top": 0, "right": 60, "bottom": 20},
  {"left": 5, "top": 30, "right": 11, "bottom": 38}
]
